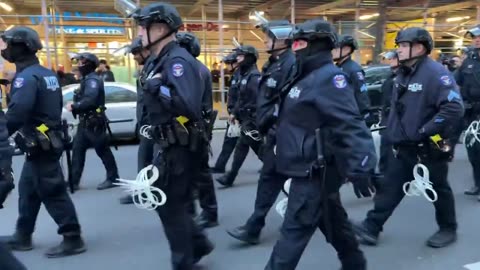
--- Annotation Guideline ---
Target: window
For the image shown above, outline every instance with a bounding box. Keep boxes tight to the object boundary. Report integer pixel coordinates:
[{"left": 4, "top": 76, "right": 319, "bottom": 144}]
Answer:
[
  {"left": 62, "top": 90, "right": 75, "bottom": 106},
  {"left": 365, "top": 66, "right": 391, "bottom": 86},
  {"left": 105, "top": 86, "right": 137, "bottom": 103}
]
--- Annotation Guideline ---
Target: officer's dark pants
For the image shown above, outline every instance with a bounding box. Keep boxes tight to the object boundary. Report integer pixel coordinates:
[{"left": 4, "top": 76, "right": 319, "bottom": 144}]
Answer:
[
  {"left": 226, "top": 131, "right": 262, "bottom": 183},
  {"left": 213, "top": 123, "right": 238, "bottom": 170},
  {"left": 153, "top": 145, "right": 210, "bottom": 270},
  {"left": 16, "top": 154, "right": 81, "bottom": 236},
  {"left": 364, "top": 146, "right": 457, "bottom": 235},
  {"left": 137, "top": 136, "right": 154, "bottom": 171},
  {"left": 378, "top": 134, "right": 393, "bottom": 175},
  {"left": 193, "top": 143, "right": 218, "bottom": 219},
  {"left": 245, "top": 142, "right": 286, "bottom": 236},
  {"left": 265, "top": 172, "right": 365, "bottom": 270},
  {"left": 71, "top": 124, "right": 119, "bottom": 185},
  {"left": 0, "top": 242, "right": 27, "bottom": 270}
]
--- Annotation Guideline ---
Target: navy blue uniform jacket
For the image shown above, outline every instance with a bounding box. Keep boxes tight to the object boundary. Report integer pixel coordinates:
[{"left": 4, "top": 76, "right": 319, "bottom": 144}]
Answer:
[
  {"left": 387, "top": 56, "right": 464, "bottom": 144},
  {"left": 275, "top": 51, "right": 376, "bottom": 179}
]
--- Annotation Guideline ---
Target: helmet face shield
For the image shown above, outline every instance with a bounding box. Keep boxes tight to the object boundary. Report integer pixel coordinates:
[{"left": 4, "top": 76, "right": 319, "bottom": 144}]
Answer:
[
  {"left": 466, "top": 26, "right": 480, "bottom": 38},
  {"left": 250, "top": 11, "right": 269, "bottom": 29},
  {"left": 268, "top": 25, "right": 294, "bottom": 41}
]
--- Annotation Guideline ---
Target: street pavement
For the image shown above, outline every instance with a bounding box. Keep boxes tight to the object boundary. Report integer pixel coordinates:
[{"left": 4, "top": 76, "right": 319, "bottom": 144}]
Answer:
[{"left": 1, "top": 130, "right": 480, "bottom": 270}]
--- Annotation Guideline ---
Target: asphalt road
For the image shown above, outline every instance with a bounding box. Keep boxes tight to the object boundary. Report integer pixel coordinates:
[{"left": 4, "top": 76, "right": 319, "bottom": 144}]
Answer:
[{"left": 1, "top": 131, "right": 480, "bottom": 270}]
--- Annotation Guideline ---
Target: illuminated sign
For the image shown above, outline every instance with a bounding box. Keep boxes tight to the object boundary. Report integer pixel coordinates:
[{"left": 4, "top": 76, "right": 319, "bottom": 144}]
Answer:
[
  {"left": 30, "top": 12, "right": 123, "bottom": 25},
  {"left": 54, "top": 26, "right": 125, "bottom": 35}
]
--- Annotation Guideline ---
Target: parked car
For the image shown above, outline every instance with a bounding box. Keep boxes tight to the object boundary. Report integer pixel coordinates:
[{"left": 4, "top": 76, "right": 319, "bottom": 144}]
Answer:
[
  {"left": 62, "top": 82, "right": 138, "bottom": 139},
  {"left": 364, "top": 64, "right": 392, "bottom": 108}
]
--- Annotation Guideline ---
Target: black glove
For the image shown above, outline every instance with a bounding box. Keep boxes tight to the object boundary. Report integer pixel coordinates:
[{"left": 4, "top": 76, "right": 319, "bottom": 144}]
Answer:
[{"left": 349, "top": 175, "right": 375, "bottom": 198}]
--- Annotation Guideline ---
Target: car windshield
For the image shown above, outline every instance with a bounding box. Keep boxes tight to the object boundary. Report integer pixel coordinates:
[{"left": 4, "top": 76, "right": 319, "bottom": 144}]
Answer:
[{"left": 364, "top": 66, "right": 391, "bottom": 85}]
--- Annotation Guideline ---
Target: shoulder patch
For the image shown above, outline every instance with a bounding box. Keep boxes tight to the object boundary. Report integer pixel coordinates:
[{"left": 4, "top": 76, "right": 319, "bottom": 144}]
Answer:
[
  {"left": 44, "top": 76, "right": 60, "bottom": 91},
  {"left": 440, "top": 75, "right": 452, "bottom": 86},
  {"left": 89, "top": 79, "right": 98, "bottom": 88},
  {"left": 13, "top": 78, "right": 24, "bottom": 88},
  {"left": 333, "top": 74, "right": 347, "bottom": 89},
  {"left": 357, "top": 71, "right": 364, "bottom": 81},
  {"left": 172, "top": 63, "right": 184, "bottom": 77}
]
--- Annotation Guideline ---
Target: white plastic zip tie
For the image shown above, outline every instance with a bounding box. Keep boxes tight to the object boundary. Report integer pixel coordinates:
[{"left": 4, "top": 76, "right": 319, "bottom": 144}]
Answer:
[{"left": 403, "top": 163, "right": 437, "bottom": 203}]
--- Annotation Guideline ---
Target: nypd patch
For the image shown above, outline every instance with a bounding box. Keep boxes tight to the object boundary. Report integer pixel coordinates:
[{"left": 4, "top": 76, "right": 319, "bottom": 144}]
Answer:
[
  {"left": 357, "top": 72, "right": 364, "bottom": 81},
  {"left": 172, "top": 63, "right": 184, "bottom": 77},
  {"left": 288, "top": 86, "right": 301, "bottom": 99},
  {"left": 13, "top": 78, "right": 24, "bottom": 88},
  {"left": 333, "top": 74, "right": 347, "bottom": 89},
  {"left": 267, "top": 78, "right": 277, "bottom": 88},
  {"left": 440, "top": 75, "right": 452, "bottom": 86}
]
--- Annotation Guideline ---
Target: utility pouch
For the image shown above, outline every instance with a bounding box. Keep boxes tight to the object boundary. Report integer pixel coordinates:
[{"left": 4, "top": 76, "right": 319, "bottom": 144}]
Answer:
[
  {"left": 13, "top": 130, "right": 38, "bottom": 155},
  {"left": 35, "top": 130, "right": 51, "bottom": 152},
  {"left": 46, "top": 130, "right": 64, "bottom": 151},
  {"left": 188, "top": 124, "right": 201, "bottom": 152},
  {"left": 173, "top": 121, "right": 189, "bottom": 146}
]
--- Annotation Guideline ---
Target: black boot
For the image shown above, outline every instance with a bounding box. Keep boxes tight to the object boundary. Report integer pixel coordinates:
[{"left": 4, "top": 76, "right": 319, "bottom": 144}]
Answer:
[
  {"left": 45, "top": 235, "right": 87, "bottom": 258},
  {"left": 426, "top": 229, "right": 457, "bottom": 248},
  {"left": 226, "top": 226, "right": 260, "bottom": 245},
  {"left": 193, "top": 238, "right": 214, "bottom": 264},
  {"left": 195, "top": 212, "right": 218, "bottom": 229},
  {"left": 464, "top": 186, "right": 480, "bottom": 196},
  {"left": 340, "top": 254, "right": 367, "bottom": 270},
  {"left": 97, "top": 179, "right": 118, "bottom": 190},
  {"left": 0, "top": 232, "right": 33, "bottom": 251},
  {"left": 351, "top": 221, "right": 378, "bottom": 246},
  {"left": 215, "top": 173, "right": 234, "bottom": 188}
]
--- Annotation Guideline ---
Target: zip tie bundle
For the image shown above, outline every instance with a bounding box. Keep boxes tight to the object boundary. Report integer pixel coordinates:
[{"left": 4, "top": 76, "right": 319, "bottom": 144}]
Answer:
[
  {"left": 403, "top": 164, "right": 437, "bottom": 203},
  {"left": 243, "top": 129, "right": 262, "bottom": 141},
  {"left": 115, "top": 165, "right": 167, "bottom": 210},
  {"left": 276, "top": 179, "right": 292, "bottom": 218},
  {"left": 464, "top": 120, "right": 480, "bottom": 148},
  {"left": 139, "top": 125, "right": 152, "bottom": 139}
]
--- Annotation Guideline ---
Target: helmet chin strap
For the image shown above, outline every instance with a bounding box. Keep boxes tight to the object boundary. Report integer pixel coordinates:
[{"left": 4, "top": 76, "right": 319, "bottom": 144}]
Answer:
[
  {"left": 333, "top": 47, "right": 353, "bottom": 62},
  {"left": 267, "top": 37, "right": 289, "bottom": 54},
  {"left": 144, "top": 24, "right": 176, "bottom": 51}
]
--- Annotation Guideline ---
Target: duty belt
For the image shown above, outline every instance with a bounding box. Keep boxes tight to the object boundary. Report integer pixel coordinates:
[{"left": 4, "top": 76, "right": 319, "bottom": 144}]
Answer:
[{"left": 149, "top": 116, "right": 207, "bottom": 152}]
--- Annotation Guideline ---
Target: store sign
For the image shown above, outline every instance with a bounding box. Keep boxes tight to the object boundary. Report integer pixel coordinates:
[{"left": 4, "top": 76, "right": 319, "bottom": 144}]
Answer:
[
  {"left": 30, "top": 12, "right": 123, "bottom": 25},
  {"left": 55, "top": 26, "right": 126, "bottom": 35},
  {"left": 181, "top": 22, "right": 227, "bottom": 32}
]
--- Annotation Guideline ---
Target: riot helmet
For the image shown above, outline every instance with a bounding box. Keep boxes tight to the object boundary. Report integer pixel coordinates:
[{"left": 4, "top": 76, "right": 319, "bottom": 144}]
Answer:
[
  {"left": 176, "top": 32, "right": 201, "bottom": 58},
  {"left": 222, "top": 51, "right": 238, "bottom": 71},
  {"left": 250, "top": 11, "right": 293, "bottom": 54},
  {"left": 333, "top": 34, "right": 358, "bottom": 61},
  {"left": 133, "top": 2, "right": 183, "bottom": 50},
  {"left": 0, "top": 26, "right": 42, "bottom": 63},
  {"left": 291, "top": 18, "right": 337, "bottom": 58},
  {"left": 71, "top": 52, "right": 99, "bottom": 77},
  {"left": 395, "top": 27, "right": 433, "bottom": 63},
  {"left": 129, "top": 37, "right": 149, "bottom": 65},
  {"left": 235, "top": 45, "right": 259, "bottom": 70}
]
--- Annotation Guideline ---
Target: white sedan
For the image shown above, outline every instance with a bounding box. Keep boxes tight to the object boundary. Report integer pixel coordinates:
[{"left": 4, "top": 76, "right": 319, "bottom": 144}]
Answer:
[{"left": 62, "top": 82, "right": 138, "bottom": 139}]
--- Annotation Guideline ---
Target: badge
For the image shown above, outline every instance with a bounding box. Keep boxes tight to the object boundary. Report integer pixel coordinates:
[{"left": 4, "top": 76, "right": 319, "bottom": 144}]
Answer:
[
  {"left": 333, "top": 74, "right": 347, "bottom": 89},
  {"left": 241, "top": 79, "right": 247, "bottom": 85},
  {"left": 231, "top": 79, "right": 236, "bottom": 84},
  {"left": 440, "top": 75, "right": 452, "bottom": 86},
  {"left": 89, "top": 79, "right": 98, "bottom": 88},
  {"left": 357, "top": 72, "right": 364, "bottom": 81},
  {"left": 267, "top": 78, "right": 277, "bottom": 88},
  {"left": 288, "top": 86, "right": 301, "bottom": 99},
  {"left": 172, "top": 63, "right": 184, "bottom": 77},
  {"left": 13, "top": 78, "right": 24, "bottom": 88}
]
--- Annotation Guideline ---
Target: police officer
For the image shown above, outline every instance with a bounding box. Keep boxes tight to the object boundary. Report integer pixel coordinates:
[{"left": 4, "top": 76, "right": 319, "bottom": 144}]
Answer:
[
  {"left": 66, "top": 52, "right": 120, "bottom": 191},
  {"left": 455, "top": 25, "right": 480, "bottom": 198},
  {"left": 133, "top": 3, "right": 213, "bottom": 268},
  {"left": 265, "top": 19, "right": 376, "bottom": 270},
  {"left": 353, "top": 27, "right": 463, "bottom": 248},
  {"left": 0, "top": 26, "right": 86, "bottom": 257},
  {"left": 216, "top": 45, "right": 263, "bottom": 187},
  {"left": 0, "top": 83, "right": 26, "bottom": 270},
  {"left": 120, "top": 37, "right": 154, "bottom": 205},
  {"left": 177, "top": 31, "right": 219, "bottom": 228},
  {"left": 211, "top": 51, "right": 240, "bottom": 173},
  {"left": 377, "top": 51, "right": 399, "bottom": 175},
  {"left": 332, "top": 34, "right": 375, "bottom": 127},
  {"left": 227, "top": 19, "right": 296, "bottom": 244}
]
